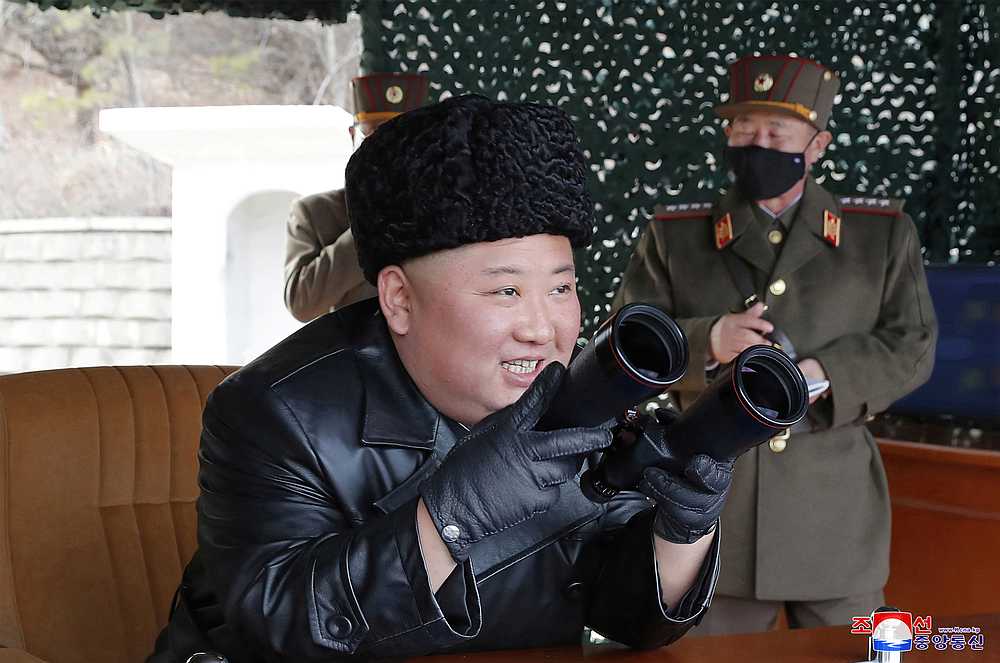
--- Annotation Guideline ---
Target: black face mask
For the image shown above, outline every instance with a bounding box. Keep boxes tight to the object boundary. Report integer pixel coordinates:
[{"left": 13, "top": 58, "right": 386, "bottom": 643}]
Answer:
[{"left": 724, "top": 144, "right": 806, "bottom": 201}]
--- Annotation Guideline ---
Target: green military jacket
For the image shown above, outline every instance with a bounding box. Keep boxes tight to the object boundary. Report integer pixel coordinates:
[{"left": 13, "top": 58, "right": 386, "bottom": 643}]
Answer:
[{"left": 612, "top": 177, "right": 937, "bottom": 601}]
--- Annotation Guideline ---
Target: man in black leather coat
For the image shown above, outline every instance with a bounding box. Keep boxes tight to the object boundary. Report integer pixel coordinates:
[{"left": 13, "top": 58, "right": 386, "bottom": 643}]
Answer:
[{"left": 150, "top": 95, "right": 730, "bottom": 662}]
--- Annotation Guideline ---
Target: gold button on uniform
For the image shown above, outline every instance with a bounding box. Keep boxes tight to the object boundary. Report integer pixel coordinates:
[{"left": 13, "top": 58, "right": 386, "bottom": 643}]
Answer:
[
  {"left": 769, "top": 278, "right": 787, "bottom": 296},
  {"left": 768, "top": 429, "right": 790, "bottom": 453},
  {"left": 768, "top": 229, "right": 784, "bottom": 244}
]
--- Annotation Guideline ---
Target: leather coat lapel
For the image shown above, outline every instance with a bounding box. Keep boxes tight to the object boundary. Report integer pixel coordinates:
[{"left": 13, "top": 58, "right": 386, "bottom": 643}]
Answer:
[
  {"left": 770, "top": 178, "right": 838, "bottom": 279},
  {"left": 354, "top": 310, "right": 439, "bottom": 451},
  {"left": 352, "top": 308, "right": 457, "bottom": 514}
]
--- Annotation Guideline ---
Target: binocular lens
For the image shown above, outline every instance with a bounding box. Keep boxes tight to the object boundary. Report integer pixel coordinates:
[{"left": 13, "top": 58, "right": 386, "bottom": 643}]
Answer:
[
  {"left": 734, "top": 349, "right": 808, "bottom": 426},
  {"left": 614, "top": 306, "right": 687, "bottom": 387}
]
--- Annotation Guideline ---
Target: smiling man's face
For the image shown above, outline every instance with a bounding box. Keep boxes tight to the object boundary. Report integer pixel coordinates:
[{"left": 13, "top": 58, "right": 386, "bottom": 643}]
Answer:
[{"left": 381, "top": 233, "right": 581, "bottom": 428}]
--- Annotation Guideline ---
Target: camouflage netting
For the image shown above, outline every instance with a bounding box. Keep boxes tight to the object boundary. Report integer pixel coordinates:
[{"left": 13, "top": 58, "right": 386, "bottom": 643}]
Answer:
[
  {"left": 16, "top": 0, "right": 1000, "bottom": 331},
  {"left": 359, "top": 0, "right": 1000, "bottom": 331}
]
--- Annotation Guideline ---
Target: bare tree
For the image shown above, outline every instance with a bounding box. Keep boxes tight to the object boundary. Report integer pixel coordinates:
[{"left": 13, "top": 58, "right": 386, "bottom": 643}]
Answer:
[{"left": 1, "top": 6, "right": 112, "bottom": 141}]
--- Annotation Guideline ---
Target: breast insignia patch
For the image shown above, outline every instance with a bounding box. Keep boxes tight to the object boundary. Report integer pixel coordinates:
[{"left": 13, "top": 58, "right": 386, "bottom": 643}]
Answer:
[
  {"left": 823, "top": 209, "right": 841, "bottom": 247},
  {"left": 714, "top": 213, "right": 734, "bottom": 250}
]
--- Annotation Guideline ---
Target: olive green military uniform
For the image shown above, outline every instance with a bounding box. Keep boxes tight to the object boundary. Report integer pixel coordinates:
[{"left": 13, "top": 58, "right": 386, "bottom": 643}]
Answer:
[
  {"left": 614, "top": 53, "right": 937, "bottom": 632},
  {"left": 283, "top": 72, "right": 430, "bottom": 322},
  {"left": 613, "top": 178, "right": 937, "bottom": 627}
]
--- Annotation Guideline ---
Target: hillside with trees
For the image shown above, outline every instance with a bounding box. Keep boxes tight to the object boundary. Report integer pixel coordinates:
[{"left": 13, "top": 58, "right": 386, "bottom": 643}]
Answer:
[{"left": 0, "top": 1, "right": 361, "bottom": 218}]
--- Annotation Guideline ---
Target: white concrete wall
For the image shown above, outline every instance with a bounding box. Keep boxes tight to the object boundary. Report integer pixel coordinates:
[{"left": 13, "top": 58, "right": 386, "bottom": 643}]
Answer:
[
  {"left": 100, "top": 105, "right": 355, "bottom": 366},
  {"left": 226, "top": 190, "right": 303, "bottom": 361},
  {"left": 0, "top": 217, "right": 172, "bottom": 373}
]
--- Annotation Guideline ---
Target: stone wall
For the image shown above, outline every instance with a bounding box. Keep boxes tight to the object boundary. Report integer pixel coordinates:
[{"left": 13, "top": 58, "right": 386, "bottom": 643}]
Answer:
[{"left": 0, "top": 217, "right": 171, "bottom": 374}]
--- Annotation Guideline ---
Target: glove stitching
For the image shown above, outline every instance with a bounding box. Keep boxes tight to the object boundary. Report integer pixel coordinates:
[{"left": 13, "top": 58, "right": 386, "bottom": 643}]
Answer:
[
  {"left": 453, "top": 506, "right": 548, "bottom": 547},
  {"left": 528, "top": 430, "right": 611, "bottom": 461}
]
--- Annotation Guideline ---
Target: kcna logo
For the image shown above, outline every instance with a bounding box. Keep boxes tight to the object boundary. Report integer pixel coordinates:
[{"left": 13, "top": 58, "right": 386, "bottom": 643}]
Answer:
[
  {"left": 851, "top": 610, "right": 988, "bottom": 653},
  {"left": 851, "top": 611, "right": 930, "bottom": 653}
]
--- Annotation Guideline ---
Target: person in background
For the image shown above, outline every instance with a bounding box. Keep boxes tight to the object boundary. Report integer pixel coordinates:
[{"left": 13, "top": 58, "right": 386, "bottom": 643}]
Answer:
[
  {"left": 613, "top": 54, "right": 937, "bottom": 634},
  {"left": 283, "top": 72, "right": 430, "bottom": 322}
]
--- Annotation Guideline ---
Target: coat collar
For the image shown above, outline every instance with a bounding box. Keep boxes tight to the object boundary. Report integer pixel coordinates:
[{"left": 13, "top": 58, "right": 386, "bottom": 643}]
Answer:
[
  {"left": 770, "top": 177, "right": 841, "bottom": 278},
  {"left": 350, "top": 300, "right": 448, "bottom": 452},
  {"left": 714, "top": 177, "right": 841, "bottom": 277},
  {"left": 713, "top": 188, "right": 773, "bottom": 274}
]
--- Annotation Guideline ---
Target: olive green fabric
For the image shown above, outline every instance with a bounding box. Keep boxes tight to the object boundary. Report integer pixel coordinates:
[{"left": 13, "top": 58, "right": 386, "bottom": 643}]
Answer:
[{"left": 612, "top": 178, "right": 938, "bottom": 600}]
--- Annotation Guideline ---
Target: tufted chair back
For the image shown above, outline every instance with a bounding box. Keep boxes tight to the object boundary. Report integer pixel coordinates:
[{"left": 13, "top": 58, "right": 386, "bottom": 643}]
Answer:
[{"left": 0, "top": 365, "right": 236, "bottom": 663}]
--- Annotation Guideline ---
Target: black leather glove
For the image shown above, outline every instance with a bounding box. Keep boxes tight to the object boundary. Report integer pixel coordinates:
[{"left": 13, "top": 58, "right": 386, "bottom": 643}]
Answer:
[
  {"left": 634, "top": 410, "right": 733, "bottom": 544},
  {"left": 419, "top": 363, "right": 612, "bottom": 562}
]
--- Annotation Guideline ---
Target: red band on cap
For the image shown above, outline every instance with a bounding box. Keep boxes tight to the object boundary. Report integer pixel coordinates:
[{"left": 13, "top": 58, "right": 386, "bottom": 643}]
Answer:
[
  {"left": 770, "top": 58, "right": 792, "bottom": 101},
  {"left": 782, "top": 60, "right": 807, "bottom": 103}
]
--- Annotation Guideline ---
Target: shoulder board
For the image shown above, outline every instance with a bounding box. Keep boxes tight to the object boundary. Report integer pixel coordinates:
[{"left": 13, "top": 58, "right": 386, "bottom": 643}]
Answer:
[
  {"left": 654, "top": 202, "right": 714, "bottom": 221},
  {"left": 838, "top": 196, "right": 904, "bottom": 217}
]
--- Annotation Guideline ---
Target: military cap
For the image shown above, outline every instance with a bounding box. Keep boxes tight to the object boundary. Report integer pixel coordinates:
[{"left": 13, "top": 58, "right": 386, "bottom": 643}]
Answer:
[
  {"left": 346, "top": 94, "right": 594, "bottom": 284},
  {"left": 715, "top": 55, "right": 840, "bottom": 130},
  {"left": 351, "top": 72, "right": 430, "bottom": 124}
]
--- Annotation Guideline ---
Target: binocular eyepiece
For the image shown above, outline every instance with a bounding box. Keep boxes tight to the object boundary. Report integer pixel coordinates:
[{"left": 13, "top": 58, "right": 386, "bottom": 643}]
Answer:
[{"left": 538, "top": 303, "right": 809, "bottom": 503}]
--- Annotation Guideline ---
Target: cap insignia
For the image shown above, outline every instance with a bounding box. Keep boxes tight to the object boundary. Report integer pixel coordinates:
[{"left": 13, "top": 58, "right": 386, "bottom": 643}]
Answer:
[
  {"left": 753, "top": 73, "right": 774, "bottom": 93},
  {"left": 385, "top": 85, "right": 404, "bottom": 104}
]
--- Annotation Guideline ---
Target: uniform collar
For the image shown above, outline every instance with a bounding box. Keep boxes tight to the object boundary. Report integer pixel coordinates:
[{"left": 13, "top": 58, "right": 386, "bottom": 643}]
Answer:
[
  {"left": 769, "top": 177, "right": 841, "bottom": 277},
  {"left": 714, "top": 177, "right": 840, "bottom": 275},
  {"left": 713, "top": 188, "right": 773, "bottom": 274},
  {"left": 756, "top": 190, "right": 803, "bottom": 223}
]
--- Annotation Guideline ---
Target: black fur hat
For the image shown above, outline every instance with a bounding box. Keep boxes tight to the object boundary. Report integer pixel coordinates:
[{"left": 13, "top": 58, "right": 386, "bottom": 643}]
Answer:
[{"left": 345, "top": 94, "right": 593, "bottom": 284}]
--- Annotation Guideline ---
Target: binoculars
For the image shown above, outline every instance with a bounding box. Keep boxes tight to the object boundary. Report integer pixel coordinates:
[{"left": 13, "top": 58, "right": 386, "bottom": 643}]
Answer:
[{"left": 537, "top": 303, "right": 809, "bottom": 503}]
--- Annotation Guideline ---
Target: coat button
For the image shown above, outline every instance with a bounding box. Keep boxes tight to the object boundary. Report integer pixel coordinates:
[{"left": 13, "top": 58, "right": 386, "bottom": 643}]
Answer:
[
  {"left": 564, "top": 581, "right": 585, "bottom": 600},
  {"left": 769, "top": 428, "right": 790, "bottom": 453},
  {"left": 769, "top": 278, "right": 787, "bottom": 296},
  {"left": 326, "top": 615, "right": 354, "bottom": 639},
  {"left": 768, "top": 229, "right": 784, "bottom": 244},
  {"left": 442, "top": 525, "right": 461, "bottom": 542}
]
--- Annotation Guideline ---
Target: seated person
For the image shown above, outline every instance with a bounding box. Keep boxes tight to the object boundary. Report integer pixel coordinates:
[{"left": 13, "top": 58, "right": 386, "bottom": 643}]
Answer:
[{"left": 149, "top": 94, "right": 730, "bottom": 662}]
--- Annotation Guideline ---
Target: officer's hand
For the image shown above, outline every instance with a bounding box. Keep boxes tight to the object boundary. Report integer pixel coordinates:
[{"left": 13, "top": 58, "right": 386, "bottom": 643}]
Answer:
[
  {"left": 798, "top": 357, "right": 830, "bottom": 403},
  {"left": 709, "top": 302, "right": 774, "bottom": 364},
  {"left": 419, "top": 363, "right": 612, "bottom": 562},
  {"left": 639, "top": 449, "right": 733, "bottom": 545}
]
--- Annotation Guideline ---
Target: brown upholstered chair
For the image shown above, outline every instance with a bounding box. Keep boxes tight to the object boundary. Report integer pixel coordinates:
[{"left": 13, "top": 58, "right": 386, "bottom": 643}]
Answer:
[{"left": 0, "top": 366, "right": 235, "bottom": 663}]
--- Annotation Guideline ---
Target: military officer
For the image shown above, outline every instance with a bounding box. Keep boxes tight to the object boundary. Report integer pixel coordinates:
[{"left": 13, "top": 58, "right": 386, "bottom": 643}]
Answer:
[
  {"left": 613, "top": 54, "right": 937, "bottom": 633},
  {"left": 283, "top": 72, "right": 430, "bottom": 322}
]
